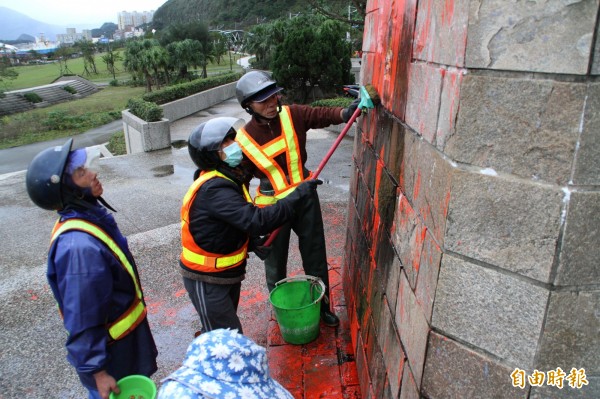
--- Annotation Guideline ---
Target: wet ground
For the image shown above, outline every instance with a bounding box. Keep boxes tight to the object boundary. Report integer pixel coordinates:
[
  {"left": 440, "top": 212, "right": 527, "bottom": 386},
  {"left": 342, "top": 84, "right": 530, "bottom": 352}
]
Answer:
[{"left": 0, "top": 98, "right": 360, "bottom": 398}]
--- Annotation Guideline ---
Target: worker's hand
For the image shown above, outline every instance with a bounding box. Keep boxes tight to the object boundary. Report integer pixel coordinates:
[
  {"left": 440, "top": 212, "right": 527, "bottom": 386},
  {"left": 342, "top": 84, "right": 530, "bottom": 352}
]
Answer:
[
  {"left": 93, "top": 370, "right": 118, "bottom": 399},
  {"left": 281, "top": 179, "right": 322, "bottom": 205},
  {"left": 294, "top": 179, "right": 323, "bottom": 198},
  {"left": 341, "top": 98, "right": 361, "bottom": 122},
  {"left": 249, "top": 236, "right": 271, "bottom": 260}
]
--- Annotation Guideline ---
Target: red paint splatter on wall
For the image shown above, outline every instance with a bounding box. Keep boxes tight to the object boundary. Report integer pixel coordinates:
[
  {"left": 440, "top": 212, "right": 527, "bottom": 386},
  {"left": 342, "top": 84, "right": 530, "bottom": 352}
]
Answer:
[
  {"left": 414, "top": 0, "right": 432, "bottom": 55},
  {"left": 414, "top": 171, "right": 422, "bottom": 199},
  {"left": 443, "top": 190, "right": 451, "bottom": 218},
  {"left": 374, "top": 158, "right": 384, "bottom": 210},
  {"left": 441, "top": 0, "right": 455, "bottom": 26}
]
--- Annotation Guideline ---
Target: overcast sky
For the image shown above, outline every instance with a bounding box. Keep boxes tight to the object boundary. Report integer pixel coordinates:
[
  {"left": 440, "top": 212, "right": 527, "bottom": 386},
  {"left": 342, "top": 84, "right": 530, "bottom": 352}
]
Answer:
[{"left": 0, "top": 0, "right": 167, "bottom": 27}]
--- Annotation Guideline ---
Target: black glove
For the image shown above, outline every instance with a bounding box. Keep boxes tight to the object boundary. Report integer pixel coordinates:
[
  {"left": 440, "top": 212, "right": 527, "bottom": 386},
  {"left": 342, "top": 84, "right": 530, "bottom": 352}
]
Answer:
[
  {"left": 342, "top": 98, "right": 361, "bottom": 122},
  {"left": 292, "top": 179, "right": 323, "bottom": 199},
  {"left": 249, "top": 235, "right": 271, "bottom": 260}
]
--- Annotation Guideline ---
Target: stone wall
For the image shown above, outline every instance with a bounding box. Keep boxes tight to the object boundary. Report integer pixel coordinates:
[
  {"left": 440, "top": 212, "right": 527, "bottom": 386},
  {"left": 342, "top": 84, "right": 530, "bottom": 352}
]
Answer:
[{"left": 344, "top": 1, "right": 599, "bottom": 398}]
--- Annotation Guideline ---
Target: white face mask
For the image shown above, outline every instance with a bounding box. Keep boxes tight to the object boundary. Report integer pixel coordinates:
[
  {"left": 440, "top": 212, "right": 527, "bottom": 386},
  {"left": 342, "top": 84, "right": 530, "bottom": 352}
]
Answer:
[{"left": 222, "top": 142, "right": 243, "bottom": 167}]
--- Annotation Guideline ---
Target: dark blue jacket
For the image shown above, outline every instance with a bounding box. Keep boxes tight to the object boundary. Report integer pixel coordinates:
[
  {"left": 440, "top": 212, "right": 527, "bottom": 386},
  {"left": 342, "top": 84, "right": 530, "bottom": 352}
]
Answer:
[{"left": 47, "top": 202, "right": 157, "bottom": 390}]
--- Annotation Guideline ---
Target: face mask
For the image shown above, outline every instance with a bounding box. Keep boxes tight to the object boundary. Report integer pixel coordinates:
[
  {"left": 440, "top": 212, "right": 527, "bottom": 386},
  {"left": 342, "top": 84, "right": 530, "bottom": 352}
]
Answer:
[{"left": 222, "top": 141, "right": 243, "bottom": 167}]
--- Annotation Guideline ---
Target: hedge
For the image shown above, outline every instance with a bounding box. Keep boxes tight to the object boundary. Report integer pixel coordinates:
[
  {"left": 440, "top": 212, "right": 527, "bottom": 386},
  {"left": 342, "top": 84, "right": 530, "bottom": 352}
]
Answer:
[
  {"left": 127, "top": 98, "right": 164, "bottom": 122},
  {"left": 141, "top": 72, "right": 242, "bottom": 105}
]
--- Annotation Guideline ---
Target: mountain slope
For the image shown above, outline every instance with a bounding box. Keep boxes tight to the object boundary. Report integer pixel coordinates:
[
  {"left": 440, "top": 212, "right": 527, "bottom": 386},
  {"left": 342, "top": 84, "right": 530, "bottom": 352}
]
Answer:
[
  {"left": 0, "top": 7, "right": 68, "bottom": 41},
  {"left": 152, "top": 0, "right": 302, "bottom": 30}
]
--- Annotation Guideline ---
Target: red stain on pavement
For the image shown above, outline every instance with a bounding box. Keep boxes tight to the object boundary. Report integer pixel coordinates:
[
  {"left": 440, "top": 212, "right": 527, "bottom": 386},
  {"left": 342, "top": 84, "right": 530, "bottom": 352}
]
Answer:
[
  {"left": 174, "top": 288, "right": 187, "bottom": 298},
  {"left": 239, "top": 290, "right": 268, "bottom": 306}
]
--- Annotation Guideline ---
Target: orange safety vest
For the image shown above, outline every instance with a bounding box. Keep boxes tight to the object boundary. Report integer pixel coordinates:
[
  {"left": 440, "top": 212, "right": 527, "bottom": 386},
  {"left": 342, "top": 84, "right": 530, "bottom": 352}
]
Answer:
[
  {"left": 180, "top": 170, "right": 252, "bottom": 272},
  {"left": 237, "top": 105, "right": 311, "bottom": 207},
  {"left": 50, "top": 219, "right": 147, "bottom": 341}
]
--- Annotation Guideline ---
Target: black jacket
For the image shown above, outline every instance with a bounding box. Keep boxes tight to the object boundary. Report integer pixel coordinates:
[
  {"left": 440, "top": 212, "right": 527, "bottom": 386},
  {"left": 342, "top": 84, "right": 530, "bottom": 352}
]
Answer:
[{"left": 180, "top": 173, "right": 295, "bottom": 280}]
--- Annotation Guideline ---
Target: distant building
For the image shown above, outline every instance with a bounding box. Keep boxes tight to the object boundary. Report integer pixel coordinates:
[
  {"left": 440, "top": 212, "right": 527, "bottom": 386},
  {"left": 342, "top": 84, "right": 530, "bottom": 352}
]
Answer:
[
  {"left": 113, "top": 27, "right": 145, "bottom": 41},
  {"left": 56, "top": 29, "right": 92, "bottom": 44},
  {"left": 117, "top": 10, "right": 155, "bottom": 31}
]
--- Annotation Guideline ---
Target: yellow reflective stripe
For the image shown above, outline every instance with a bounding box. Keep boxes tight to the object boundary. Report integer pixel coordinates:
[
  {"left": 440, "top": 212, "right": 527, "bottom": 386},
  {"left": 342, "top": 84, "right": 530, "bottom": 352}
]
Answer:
[
  {"left": 109, "top": 299, "right": 146, "bottom": 340},
  {"left": 237, "top": 130, "right": 289, "bottom": 191},
  {"left": 180, "top": 170, "right": 251, "bottom": 268},
  {"left": 263, "top": 137, "right": 286, "bottom": 157},
  {"left": 279, "top": 107, "right": 303, "bottom": 185},
  {"left": 182, "top": 246, "right": 248, "bottom": 269},
  {"left": 181, "top": 170, "right": 223, "bottom": 224},
  {"left": 50, "top": 219, "right": 145, "bottom": 340}
]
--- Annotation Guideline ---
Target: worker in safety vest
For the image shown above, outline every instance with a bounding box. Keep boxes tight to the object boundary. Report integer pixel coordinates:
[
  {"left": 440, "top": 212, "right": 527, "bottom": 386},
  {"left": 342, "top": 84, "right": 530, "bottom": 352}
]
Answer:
[
  {"left": 235, "top": 71, "right": 360, "bottom": 327},
  {"left": 25, "top": 139, "right": 158, "bottom": 399},
  {"left": 181, "top": 117, "right": 320, "bottom": 335}
]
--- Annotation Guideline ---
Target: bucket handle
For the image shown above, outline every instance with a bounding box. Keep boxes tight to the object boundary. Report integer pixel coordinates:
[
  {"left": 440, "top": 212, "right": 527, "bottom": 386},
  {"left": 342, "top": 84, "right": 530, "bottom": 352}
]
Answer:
[{"left": 274, "top": 275, "right": 326, "bottom": 304}]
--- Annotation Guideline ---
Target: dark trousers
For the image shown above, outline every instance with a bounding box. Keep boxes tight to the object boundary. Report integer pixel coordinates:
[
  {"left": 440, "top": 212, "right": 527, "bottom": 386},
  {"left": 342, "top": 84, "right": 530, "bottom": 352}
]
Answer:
[
  {"left": 183, "top": 277, "right": 243, "bottom": 334},
  {"left": 265, "top": 190, "right": 332, "bottom": 311}
]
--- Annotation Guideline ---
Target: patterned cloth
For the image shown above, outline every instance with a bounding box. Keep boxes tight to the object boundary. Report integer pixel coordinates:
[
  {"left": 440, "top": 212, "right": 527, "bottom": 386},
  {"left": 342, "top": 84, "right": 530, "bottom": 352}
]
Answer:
[{"left": 157, "top": 329, "right": 293, "bottom": 399}]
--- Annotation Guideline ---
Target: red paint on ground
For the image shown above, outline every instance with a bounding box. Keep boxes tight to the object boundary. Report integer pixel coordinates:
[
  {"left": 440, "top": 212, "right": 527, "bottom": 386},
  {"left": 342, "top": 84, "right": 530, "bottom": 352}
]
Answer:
[
  {"left": 304, "top": 354, "right": 343, "bottom": 397},
  {"left": 239, "top": 289, "right": 268, "bottom": 306},
  {"left": 174, "top": 288, "right": 187, "bottom": 298},
  {"left": 269, "top": 345, "right": 303, "bottom": 390}
]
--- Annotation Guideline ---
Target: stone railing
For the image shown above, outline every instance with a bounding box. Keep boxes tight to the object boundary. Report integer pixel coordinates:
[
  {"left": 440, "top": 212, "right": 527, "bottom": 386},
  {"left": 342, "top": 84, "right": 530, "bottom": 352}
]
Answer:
[{"left": 122, "top": 82, "right": 236, "bottom": 154}]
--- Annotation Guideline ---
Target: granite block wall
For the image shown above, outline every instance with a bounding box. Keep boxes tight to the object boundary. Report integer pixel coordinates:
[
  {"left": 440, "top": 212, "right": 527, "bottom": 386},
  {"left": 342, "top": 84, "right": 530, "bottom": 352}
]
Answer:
[{"left": 343, "top": 1, "right": 600, "bottom": 398}]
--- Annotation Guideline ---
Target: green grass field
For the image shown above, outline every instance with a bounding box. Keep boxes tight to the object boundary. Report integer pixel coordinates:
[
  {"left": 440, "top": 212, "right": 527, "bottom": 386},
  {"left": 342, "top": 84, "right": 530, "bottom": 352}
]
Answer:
[
  {"left": 1, "top": 51, "right": 244, "bottom": 151},
  {"left": 0, "top": 85, "right": 146, "bottom": 149},
  {"left": 6, "top": 51, "right": 244, "bottom": 90}
]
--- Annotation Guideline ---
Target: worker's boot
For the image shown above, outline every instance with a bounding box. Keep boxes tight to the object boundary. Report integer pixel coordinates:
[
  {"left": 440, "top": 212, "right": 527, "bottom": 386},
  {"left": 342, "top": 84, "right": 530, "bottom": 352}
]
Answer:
[{"left": 321, "top": 308, "right": 339, "bottom": 327}]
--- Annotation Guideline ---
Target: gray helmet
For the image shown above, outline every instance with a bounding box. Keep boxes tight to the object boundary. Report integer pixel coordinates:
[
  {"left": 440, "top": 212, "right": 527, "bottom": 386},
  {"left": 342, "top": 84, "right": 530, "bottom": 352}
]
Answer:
[
  {"left": 235, "top": 70, "right": 283, "bottom": 109},
  {"left": 188, "top": 117, "right": 245, "bottom": 171},
  {"left": 26, "top": 138, "right": 73, "bottom": 210}
]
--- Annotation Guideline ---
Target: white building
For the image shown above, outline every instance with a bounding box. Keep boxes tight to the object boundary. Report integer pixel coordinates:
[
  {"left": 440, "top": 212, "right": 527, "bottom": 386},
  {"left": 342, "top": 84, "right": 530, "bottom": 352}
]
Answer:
[
  {"left": 117, "top": 10, "right": 155, "bottom": 30},
  {"left": 56, "top": 29, "right": 92, "bottom": 44}
]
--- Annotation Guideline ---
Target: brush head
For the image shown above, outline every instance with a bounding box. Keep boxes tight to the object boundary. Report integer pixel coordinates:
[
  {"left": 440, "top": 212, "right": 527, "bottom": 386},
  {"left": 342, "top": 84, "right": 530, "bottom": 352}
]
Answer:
[{"left": 358, "top": 84, "right": 380, "bottom": 109}]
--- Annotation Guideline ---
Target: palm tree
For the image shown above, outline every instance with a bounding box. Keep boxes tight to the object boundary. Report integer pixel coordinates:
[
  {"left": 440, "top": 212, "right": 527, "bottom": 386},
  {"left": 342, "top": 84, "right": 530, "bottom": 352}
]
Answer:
[
  {"left": 77, "top": 40, "right": 98, "bottom": 75},
  {"left": 123, "top": 39, "right": 160, "bottom": 92},
  {"left": 101, "top": 46, "right": 122, "bottom": 81}
]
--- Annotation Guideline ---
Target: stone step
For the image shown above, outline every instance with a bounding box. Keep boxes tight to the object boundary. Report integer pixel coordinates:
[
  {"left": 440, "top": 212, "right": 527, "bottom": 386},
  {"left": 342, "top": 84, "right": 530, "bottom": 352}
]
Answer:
[{"left": 0, "top": 76, "right": 100, "bottom": 116}]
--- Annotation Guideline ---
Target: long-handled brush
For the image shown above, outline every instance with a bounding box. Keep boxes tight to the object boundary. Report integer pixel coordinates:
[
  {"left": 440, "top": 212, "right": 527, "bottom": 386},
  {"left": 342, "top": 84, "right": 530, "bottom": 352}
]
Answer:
[{"left": 262, "top": 84, "right": 380, "bottom": 247}]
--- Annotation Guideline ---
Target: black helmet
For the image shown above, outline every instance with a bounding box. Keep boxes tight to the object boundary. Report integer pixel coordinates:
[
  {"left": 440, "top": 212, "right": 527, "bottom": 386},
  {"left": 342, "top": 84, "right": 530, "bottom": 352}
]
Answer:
[
  {"left": 26, "top": 138, "right": 72, "bottom": 210},
  {"left": 235, "top": 70, "right": 283, "bottom": 110},
  {"left": 188, "top": 117, "right": 245, "bottom": 171}
]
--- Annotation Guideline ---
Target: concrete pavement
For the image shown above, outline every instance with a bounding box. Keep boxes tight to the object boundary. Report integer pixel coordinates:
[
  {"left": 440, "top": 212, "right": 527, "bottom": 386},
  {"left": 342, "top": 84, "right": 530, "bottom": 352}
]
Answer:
[{"left": 0, "top": 97, "right": 359, "bottom": 398}]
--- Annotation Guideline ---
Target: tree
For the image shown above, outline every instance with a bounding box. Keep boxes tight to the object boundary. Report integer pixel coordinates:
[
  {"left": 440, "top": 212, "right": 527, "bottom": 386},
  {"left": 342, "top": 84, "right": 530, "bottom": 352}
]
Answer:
[
  {"left": 27, "top": 50, "right": 41, "bottom": 63},
  {"left": 212, "top": 33, "right": 228, "bottom": 66},
  {"left": 54, "top": 47, "right": 75, "bottom": 75},
  {"left": 307, "top": 0, "right": 366, "bottom": 26},
  {"left": 77, "top": 40, "right": 98, "bottom": 76},
  {"left": 101, "top": 45, "right": 122, "bottom": 81},
  {"left": 166, "top": 39, "right": 202, "bottom": 81},
  {"left": 271, "top": 15, "right": 351, "bottom": 103},
  {"left": 244, "top": 19, "right": 287, "bottom": 70},
  {"left": 158, "top": 21, "right": 217, "bottom": 79},
  {"left": 123, "top": 39, "right": 164, "bottom": 92},
  {"left": 0, "top": 55, "right": 18, "bottom": 98}
]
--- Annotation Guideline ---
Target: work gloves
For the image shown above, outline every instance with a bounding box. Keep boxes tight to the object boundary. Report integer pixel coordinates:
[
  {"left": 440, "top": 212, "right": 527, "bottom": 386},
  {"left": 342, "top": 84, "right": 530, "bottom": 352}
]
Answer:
[
  {"left": 249, "top": 235, "right": 271, "bottom": 260},
  {"left": 342, "top": 98, "right": 361, "bottom": 123},
  {"left": 284, "top": 179, "right": 323, "bottom": 203}
]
